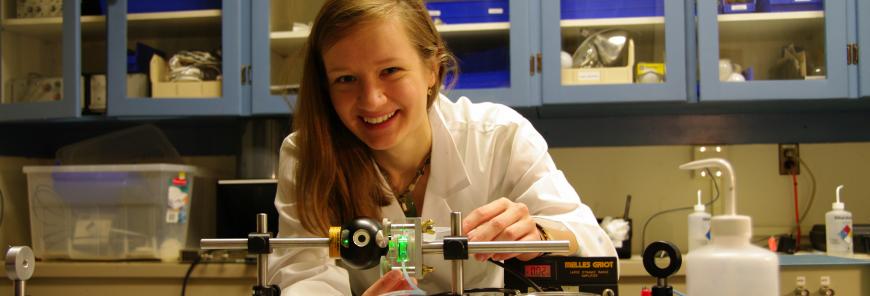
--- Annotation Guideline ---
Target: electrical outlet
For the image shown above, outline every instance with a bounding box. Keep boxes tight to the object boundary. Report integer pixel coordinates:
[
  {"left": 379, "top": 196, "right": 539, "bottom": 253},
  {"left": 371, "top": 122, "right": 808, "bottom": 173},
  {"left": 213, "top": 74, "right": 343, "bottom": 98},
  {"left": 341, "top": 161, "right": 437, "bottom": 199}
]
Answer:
[
  {"left": 778, "top": 143, "right": 800, "bottom": 175},
  {"left": 692, "top": 145, "right": 728, "bottom": 178}
]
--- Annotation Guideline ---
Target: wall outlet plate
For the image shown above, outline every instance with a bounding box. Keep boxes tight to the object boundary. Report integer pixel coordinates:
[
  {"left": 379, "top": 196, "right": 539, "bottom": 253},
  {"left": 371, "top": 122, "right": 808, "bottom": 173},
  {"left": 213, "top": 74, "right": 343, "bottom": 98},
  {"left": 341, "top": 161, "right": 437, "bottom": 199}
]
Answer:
[{"left": 778, "top": 143, "right": 800, "bottom": 175}]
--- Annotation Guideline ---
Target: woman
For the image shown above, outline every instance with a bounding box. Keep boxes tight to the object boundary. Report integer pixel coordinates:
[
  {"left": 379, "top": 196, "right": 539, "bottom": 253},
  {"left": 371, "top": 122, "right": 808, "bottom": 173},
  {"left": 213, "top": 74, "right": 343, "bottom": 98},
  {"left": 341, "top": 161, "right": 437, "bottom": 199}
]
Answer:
[{"left": 268, "top": 0, "right": 616, "bottom": 295}]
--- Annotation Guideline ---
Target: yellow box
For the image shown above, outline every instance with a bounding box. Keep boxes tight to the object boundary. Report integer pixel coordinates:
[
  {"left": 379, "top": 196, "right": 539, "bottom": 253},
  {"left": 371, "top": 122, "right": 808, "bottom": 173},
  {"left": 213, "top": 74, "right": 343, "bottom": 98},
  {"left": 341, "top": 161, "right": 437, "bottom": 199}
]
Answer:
[
  {"left": 150, "top": 55, "right": 221, "bottom": 98},
  {"left": 561, "top": 39, "right": 634, "bottom": 85}
]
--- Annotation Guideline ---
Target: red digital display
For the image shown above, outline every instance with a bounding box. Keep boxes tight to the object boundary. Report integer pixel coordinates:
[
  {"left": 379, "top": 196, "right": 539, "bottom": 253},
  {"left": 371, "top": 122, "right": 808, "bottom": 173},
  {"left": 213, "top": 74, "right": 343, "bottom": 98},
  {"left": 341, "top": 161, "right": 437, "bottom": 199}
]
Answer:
[{"left": 524, "top": 265, "right": 551, "bottom": 278}]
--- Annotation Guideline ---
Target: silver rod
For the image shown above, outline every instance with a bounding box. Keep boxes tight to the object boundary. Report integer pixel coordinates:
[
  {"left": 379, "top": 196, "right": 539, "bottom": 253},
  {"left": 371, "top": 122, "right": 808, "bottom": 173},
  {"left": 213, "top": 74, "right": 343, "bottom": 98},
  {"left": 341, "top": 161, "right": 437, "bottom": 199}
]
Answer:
[
  {"left": 256, "top": 213, "right": 268, "bottom": 288},
  {"left": 257, "top": 213, "right": 267, "bottom": 233},
  {"left": 422, "top": 240, "right": 570, "bottom": 254},
  {"left": 450, "top": 212, "right": 463, "bottom": 295},
  {"left": 14, "top": 280, "right": 24, "bottom": 296},
  {"left": 391, "top": 223, "right": 416, "bottom": 229},
  {"left": 200, "top": 238, "right": 331, "bottom": 250}
]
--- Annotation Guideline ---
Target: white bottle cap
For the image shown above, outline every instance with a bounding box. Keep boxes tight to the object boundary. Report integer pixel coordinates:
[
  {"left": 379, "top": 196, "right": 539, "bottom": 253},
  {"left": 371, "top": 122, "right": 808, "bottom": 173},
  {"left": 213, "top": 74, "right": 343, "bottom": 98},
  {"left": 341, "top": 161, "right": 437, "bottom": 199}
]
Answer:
[
  {"left": 694, "top": 189, "right": 706, "bottom": 212},
  {"left": 833, "top": 185, "right": 845, "bottom": 210}
]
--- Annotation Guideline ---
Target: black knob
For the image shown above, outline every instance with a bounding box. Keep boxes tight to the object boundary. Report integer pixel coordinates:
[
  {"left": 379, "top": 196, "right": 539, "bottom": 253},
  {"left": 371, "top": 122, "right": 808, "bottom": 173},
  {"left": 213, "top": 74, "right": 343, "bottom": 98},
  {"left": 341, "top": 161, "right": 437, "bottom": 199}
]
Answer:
[{"left": 339, "top": 217, "right": 387, "bottom": 269}]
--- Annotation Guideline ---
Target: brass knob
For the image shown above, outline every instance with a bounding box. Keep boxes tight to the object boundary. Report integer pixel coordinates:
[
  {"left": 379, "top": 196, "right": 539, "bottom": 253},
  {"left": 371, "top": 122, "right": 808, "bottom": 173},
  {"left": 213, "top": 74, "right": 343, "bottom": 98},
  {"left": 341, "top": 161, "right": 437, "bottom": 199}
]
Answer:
[
  {"left": 422, "top": 219, "right": 435, "bottom": 235},
  {"left": 422, "top": 265, "right": 434, "bottom": 276}
]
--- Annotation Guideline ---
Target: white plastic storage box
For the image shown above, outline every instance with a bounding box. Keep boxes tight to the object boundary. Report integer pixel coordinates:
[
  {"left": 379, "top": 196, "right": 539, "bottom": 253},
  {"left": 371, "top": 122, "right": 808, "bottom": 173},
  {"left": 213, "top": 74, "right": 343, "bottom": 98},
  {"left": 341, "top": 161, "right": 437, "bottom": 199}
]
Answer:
[{"left": 23, "top": 164, "right": 216, "bottom": 261}]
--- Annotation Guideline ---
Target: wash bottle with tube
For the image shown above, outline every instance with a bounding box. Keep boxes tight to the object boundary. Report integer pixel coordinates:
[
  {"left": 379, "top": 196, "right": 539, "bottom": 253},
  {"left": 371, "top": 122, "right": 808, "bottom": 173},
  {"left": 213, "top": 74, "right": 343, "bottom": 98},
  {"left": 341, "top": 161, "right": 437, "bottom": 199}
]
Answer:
[
  {"left": 826, "top": 185, "right": 853, "bottom": 257},
  {"left": 688, "top": 189, "right": 711, "bottom": 252},
  {"left": 680, "top": 158, "right": 779, "bottom": 296}
]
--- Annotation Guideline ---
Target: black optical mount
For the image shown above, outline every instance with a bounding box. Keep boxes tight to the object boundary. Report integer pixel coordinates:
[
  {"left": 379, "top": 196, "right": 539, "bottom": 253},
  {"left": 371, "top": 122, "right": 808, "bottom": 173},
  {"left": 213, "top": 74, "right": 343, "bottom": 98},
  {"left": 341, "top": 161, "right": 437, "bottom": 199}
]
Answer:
[{"left": 642, "top": 241, "right": 682, "bottom": 296}]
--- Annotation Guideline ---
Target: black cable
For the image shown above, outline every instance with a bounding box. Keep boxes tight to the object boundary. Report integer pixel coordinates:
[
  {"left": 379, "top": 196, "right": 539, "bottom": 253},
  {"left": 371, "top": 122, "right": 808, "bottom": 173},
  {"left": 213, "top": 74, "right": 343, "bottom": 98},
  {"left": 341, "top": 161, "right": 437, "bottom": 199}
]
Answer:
[
  {"left": 797, "top": 158, "right": 817, "bottom": 224},
  {"left": 641, "top": 168, "right": 720, "bottom": 250},
  {"left": 181, "top": 251, "right": 209, "bottom": 296},
  {"left": 487, "top": 258, "right": 544, "bottom": 293}
]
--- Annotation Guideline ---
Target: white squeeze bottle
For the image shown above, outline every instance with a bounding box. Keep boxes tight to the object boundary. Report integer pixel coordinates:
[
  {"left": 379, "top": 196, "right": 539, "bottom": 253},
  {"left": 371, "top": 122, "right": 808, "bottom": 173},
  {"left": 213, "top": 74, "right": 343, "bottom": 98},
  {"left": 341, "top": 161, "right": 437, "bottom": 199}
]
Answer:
[
  {"left": 688, "top": 189, "right": 711, "bottom": 252},
  {"left": 680, "top": 158, "right": 779, "bottom": 296},
  {"left": 826, "top": 185, "right": 853, "bottom": 256}
]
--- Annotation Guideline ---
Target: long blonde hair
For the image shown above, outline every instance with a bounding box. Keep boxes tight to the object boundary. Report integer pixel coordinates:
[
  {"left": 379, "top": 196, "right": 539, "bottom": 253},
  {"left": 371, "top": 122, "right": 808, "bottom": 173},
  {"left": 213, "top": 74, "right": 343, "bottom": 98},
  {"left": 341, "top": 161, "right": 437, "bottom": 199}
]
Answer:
[{"left": 292, "top": 0, "right": 456, "bottom": 236}]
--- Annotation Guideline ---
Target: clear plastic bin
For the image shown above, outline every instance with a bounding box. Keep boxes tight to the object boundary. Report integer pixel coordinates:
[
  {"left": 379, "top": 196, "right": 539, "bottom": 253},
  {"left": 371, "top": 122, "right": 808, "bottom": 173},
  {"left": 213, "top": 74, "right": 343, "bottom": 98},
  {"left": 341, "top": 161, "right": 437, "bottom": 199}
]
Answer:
[{"left": 23, "top": 164, "right": 215, "bottom": 261}]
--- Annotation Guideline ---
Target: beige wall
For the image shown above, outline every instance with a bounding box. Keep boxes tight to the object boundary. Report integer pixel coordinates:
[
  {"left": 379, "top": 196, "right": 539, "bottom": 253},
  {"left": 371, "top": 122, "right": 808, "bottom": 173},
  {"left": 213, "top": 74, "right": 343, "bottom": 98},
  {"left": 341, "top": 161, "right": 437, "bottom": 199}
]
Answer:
[
  {"left": 3, "top": 143, "right": 868, "bottom": 256},
  {"left": 551, "top": 142, "right": 870, "bottom": 255}
]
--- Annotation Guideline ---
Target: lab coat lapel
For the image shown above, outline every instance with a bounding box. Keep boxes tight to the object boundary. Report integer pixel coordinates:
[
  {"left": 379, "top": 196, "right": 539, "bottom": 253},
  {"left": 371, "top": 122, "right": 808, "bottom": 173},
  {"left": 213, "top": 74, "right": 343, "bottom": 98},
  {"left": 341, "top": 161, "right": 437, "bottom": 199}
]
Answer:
[{"left": 424, "top": 96, "right": 471, "bottom": 219}]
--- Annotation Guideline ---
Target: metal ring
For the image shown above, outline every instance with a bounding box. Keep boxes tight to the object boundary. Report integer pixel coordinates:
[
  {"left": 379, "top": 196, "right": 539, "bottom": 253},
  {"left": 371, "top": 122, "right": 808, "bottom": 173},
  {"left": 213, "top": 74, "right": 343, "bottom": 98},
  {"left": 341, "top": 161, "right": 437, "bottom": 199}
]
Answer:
[
  {"left": 328, "top": 227, "right": 341, "bottom": 258},
  {"left": 642, "top": 241, "right": 682, "bottom": 278}
]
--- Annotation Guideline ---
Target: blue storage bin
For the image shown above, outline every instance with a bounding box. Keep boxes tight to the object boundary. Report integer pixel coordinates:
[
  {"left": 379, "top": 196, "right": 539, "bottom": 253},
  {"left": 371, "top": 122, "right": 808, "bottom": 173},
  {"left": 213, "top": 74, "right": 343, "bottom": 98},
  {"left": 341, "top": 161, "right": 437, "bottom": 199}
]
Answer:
[
  {"left": 447, "top": 47, "right": 510, "bottom": 89},
  {"left": 426, "top": 0, "right": 509, "bottom": 24},
  {"left": 561, "top": 0, "right": 664, "bottom": 20},
  {"left": 758, "top": 0, "right": 823, "bottom": 12},
  {"left": 99, "top": 0, "right": 221, "bottom": 14},
  {"left": 127, "top": 43, "right": 164, "bottom": 74},
  {"left": 720, "top": 0, "right": 757, "bottom": 14}
]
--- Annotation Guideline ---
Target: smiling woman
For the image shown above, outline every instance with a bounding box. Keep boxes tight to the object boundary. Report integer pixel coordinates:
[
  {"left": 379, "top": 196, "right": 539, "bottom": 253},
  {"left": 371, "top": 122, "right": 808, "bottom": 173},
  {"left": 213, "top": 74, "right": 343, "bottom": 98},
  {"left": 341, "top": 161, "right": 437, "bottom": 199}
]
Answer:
[{"left": 268, "top": 0, "right": 616, "bottom": 295}]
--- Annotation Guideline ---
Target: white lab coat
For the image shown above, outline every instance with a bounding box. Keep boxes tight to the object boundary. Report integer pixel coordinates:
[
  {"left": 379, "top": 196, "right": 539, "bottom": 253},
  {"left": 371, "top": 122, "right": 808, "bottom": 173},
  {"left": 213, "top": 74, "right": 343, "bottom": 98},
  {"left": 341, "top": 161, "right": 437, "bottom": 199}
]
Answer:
[{"left": 268, "top": 95, "right": 616, "bottom": 295}]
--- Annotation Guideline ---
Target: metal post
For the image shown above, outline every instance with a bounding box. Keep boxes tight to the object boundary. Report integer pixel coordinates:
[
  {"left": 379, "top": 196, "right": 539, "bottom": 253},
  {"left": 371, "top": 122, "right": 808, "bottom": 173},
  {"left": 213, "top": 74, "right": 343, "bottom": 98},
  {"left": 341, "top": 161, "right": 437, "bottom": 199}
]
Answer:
[
  {"left": 14, "top": 280, "right": 24, "bottom": 296},
  {"left": 257, "top": 213, "right": 268, "bottom": 288},
  {"left": 450, "top": 212, "right": 463, "bottom": 295}
]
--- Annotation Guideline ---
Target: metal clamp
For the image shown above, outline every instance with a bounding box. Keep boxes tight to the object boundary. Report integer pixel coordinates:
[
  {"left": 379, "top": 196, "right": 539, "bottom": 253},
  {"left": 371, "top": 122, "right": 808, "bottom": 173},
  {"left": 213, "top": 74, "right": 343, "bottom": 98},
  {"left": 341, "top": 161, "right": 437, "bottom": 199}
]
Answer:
[{"left": 6, "top": 246, "right": 35, "bottom": 296}]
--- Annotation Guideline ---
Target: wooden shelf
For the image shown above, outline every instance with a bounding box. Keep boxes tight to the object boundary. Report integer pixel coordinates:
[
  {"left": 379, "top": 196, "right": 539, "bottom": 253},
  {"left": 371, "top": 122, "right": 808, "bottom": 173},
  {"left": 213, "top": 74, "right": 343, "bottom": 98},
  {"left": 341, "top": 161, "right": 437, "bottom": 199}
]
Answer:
[
  {"left": 718, "top": 11, "right": 825, "bottom": 42},
  {"left": 560, "top": 17, "right": 665, "bottom": 44},
  {"left": 270, "top": 22, "right": 511, "bottom": 54},
  {"left": 1, "top": 9, "right": 222, "bottom": 40},
  {"left": 561, "top": 16, "right": 665, "bottom": 28}
]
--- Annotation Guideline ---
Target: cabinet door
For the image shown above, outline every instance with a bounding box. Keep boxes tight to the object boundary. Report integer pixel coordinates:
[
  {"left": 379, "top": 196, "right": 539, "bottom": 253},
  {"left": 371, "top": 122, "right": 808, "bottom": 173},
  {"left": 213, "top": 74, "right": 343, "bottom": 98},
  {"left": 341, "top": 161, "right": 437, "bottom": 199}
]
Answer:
[
  {"left": 438, "top": 0, "right": 537, "bottom": 107},
  {"left": 698, "top": 0, "right": 849, "bottom": 101},
  {"left": 860, "top": 0, "right": 870, "bottom": 98},
  {"left": 106, "top": 0, "right": 248, "bottom": 116},
  {"left": 0, "top": 0, "right": 85, "bottom": 122},
  {"left": 540, "top": 0, "right": 687, "bottom": 104},
  {"left": 250, "top": 0, "right": 322, "bottom": 115}
]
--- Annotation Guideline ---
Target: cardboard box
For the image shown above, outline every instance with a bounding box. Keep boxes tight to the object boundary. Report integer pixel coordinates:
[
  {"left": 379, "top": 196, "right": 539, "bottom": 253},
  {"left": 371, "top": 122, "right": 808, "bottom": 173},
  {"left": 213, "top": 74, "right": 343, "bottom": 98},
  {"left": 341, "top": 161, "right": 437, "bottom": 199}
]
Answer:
[
  {"left": 561, "top": 39, "right": 635, "bottom": 85},
  {"left": 89, "top": 74, "right": 148, "bottom": 112},
  {"left": 149, "top": 55, "right": 221, "bottom": 98}
]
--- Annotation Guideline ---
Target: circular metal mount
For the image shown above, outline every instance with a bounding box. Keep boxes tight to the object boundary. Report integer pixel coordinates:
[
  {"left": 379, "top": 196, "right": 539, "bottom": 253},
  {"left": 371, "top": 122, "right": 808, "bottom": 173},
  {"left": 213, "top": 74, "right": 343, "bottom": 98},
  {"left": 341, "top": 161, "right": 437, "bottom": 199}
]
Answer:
[
  {"left": 642, "top": 241, "right": 681, "bottom": 279},
  {"left": 5, "top": 246, "right": 35, "bottom": 281}
]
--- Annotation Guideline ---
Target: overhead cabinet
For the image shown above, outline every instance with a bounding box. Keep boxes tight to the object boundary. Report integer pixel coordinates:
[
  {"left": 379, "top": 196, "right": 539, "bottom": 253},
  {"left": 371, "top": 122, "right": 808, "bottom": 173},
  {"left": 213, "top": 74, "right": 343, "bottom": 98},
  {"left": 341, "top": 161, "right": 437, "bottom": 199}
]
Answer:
[{"left": 1, "top": 0, "right": 866, "bottom": 122}]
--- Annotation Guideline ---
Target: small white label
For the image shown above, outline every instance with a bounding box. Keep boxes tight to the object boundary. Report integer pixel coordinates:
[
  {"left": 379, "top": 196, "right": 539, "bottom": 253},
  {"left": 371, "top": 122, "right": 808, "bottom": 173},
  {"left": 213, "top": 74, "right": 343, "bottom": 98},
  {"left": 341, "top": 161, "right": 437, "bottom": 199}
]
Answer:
[
  {"left": 820, "top": 276, "right": 831, "bottom": 287},
  {"left": 796, "top": 276, "right": 806, "bottom": 287},
  {"left": 577, "top": 71, "right": 602, "bottom": 81},
  {"left": 166, "top": 209, "right": 179, "bottom": 223},
  {"left": 488, "top": 8, "right": 504, "bottom": 15},
  {"left": 428, "top": 10, "right": 441, "bottom": 17},
  {"left": 731, "top": 4, "right": 748, "bottom": 11}
]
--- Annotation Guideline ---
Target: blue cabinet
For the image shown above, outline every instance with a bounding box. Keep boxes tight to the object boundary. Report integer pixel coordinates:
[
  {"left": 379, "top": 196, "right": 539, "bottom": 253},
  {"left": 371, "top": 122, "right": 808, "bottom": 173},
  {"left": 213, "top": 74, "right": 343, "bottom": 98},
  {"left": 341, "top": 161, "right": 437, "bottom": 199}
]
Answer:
[
  {"left": 540, "top": 0, "right": 688, "bottom": 104},
  {"left": 697, "top": 0, "right": 851, "bottom": 101},
  {"left": 0, "top": 1, "right": 83, "bottom": 122},
  {"left": 860, "top": 0, "right": 870, "bottom": 98},
  {"left": 250, "top": 0, "right": 537, "bottom": 115},
  {"left": 439, "top": 0, "right": 538, "bottom": 107},
  {"left": 105, "top": 0, "right": 249, "bottom": 116}
]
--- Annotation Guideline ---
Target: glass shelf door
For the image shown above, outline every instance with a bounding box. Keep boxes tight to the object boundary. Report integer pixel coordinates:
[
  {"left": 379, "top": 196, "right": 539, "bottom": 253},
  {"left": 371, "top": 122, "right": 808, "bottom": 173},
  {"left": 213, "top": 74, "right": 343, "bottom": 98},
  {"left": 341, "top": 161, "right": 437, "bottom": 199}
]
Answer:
[
  {"left": 698, "top": 0, "right": 849, "bottom": 101},
  {"left": 106, "top": 0, "right": 247, "bottom": 116},
  {"left": 541, "top": 0, "right": 688, "bottom": 104},
  {"left": 0, "top": 0, "right": 86, "bottom": 122}
]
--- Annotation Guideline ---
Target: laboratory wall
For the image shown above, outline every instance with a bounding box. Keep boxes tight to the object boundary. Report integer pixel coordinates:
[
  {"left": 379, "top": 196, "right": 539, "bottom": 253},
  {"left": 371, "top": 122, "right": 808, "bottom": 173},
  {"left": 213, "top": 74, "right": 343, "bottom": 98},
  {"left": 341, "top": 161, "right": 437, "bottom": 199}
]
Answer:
[
  {"left": 551, "top": 142, "right": 870, "bottom": 255},
  {"left": 2, "top": 144, "right": 868, "bottom": 257}
]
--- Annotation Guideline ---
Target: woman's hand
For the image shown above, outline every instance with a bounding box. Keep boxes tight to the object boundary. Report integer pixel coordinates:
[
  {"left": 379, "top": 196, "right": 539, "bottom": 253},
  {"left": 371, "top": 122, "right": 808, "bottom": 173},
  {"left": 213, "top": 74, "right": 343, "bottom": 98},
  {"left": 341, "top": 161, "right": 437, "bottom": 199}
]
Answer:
[
  {"left": 361, "top": 270, "right": 416, "bottom": 296},
  {"left": 462, "top": 197, "right": 543, "bottom": 262}
]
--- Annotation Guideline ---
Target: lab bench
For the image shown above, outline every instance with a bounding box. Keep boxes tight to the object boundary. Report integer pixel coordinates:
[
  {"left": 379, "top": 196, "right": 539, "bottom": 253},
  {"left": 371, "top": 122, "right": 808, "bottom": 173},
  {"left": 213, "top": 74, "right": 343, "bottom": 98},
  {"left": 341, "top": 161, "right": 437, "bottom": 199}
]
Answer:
[{"left": 1, "top": 255, "right": 865, "bottom": 296}]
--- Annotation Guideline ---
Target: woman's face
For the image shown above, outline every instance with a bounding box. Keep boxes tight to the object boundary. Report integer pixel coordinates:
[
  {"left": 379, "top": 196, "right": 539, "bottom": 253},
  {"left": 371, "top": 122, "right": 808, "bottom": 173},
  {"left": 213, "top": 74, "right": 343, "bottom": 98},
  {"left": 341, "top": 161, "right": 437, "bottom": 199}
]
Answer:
[{"left": 323, "top": 17, "right": 436, "bottom": 152}]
